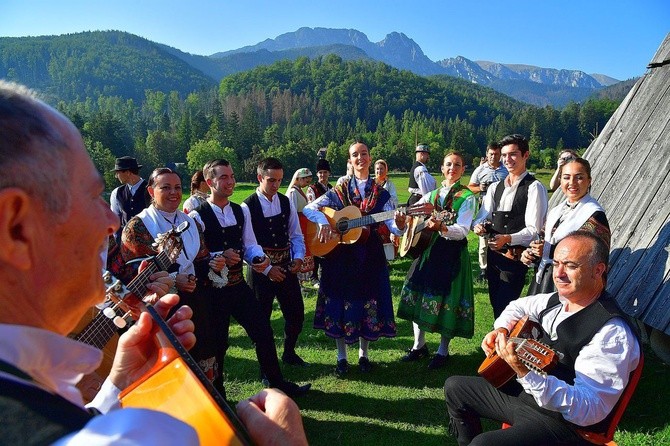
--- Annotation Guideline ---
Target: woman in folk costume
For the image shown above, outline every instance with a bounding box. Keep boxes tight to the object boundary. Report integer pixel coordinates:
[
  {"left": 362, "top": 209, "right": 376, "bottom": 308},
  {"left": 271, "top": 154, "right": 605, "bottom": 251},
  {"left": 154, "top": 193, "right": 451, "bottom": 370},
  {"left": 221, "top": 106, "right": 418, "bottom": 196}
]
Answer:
[
  {"left": 303, "top": 141, "right": 406, "bottom": 375},
  {"left": 182, "top": 169, "right": 209, "bottom": 213},
  {"left": 397, "top": 152, "right": 476, "bottom": 369},
  {"left": 287, "top": 167, "right": 315, "bottom": 285},
  {"left": 115, "top": 167, "right": 226, "bottom": 383},
  {"left": 522, "top": 157, "right": 610, "bottom": 294}
]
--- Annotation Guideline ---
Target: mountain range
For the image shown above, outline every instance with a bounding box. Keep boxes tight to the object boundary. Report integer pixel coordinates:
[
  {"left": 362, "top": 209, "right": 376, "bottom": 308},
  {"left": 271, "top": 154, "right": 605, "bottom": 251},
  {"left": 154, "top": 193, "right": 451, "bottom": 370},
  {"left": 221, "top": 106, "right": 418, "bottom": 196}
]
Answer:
[
  {"left": 206, "top": 27, "right": 623, "bottom": 106},
  {"left": 0, "top": 28, "right": 630, "bottom": 107}
]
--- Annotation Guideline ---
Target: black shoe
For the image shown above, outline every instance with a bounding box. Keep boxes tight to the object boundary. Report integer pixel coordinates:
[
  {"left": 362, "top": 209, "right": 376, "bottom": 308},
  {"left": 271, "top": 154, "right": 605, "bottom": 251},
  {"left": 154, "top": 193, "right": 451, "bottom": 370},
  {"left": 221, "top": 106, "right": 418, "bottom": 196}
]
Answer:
[
  {"left": 282, "top": 351, "right": 310, "bottom": 367},
  {"left": 478, "top": 268, "right": 487, "bottom": 281},
  {"left": 260, "top": 373, "right": 270, "bottom": 387},
  {"left": 358, "top": 357, "right": 372, "bottom": 373},
  {"left": 427, "top": 353, "right": 449, "bottom": 369},
  {"left": 401, "top": 344, "right": 430, "bottom": 362},
  {"left": 274, "top": 380, "right": 311, "bottom": 398},
  {"left": 336, "top": 359, "right": 349, "bottom": 376}
]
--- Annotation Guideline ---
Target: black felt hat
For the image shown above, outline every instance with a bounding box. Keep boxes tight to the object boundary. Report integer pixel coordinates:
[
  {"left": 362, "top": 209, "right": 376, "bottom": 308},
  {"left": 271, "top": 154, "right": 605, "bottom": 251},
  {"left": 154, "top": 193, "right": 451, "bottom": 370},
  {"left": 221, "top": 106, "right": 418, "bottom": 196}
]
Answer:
[
  {"left": 316, "top": 158, "right": 331, "bottom": 172},
  {"left": 112, "top": 156, "right": 142, "bottom": 171}
]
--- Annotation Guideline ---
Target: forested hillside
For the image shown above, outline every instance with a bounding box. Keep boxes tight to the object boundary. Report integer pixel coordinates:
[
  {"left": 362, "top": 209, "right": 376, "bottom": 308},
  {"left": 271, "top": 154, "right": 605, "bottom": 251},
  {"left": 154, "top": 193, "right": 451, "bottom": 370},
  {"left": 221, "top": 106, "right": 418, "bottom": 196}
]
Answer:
[
  {"left": 1, "top": 31, "right": 619, "bottom": 189},
  {"left": 0, "top": 31, "right": 215, "bottom": 101},
  {"left": 44, "top": 54, "right": 619, "bottom": 190}
]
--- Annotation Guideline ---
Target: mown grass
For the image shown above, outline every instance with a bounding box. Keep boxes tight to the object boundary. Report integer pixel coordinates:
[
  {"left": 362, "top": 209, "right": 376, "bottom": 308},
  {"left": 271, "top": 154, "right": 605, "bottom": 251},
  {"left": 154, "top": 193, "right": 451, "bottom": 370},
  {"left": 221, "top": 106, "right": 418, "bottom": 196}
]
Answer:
[{"left": 219, "top": 170, "right": 670, "bottom": 445}]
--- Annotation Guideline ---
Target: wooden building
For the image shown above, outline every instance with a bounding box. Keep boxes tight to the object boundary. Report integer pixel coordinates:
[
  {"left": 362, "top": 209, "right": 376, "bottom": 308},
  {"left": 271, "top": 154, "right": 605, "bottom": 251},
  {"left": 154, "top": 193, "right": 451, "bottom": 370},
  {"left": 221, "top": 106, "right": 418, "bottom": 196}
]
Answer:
[{"left": 551, "top": 33, "right": 670, "bottom": 356}]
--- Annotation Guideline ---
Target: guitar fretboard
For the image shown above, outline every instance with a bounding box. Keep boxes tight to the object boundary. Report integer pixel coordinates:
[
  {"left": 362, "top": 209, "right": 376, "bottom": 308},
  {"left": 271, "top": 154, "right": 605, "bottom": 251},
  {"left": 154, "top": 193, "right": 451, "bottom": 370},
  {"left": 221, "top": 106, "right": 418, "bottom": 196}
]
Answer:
[
  {"left": 344, "top": 206, "right": 407, "bottom": 231},
  {"left": 74, "top": 251, "right": 172, "bottom": 348}
]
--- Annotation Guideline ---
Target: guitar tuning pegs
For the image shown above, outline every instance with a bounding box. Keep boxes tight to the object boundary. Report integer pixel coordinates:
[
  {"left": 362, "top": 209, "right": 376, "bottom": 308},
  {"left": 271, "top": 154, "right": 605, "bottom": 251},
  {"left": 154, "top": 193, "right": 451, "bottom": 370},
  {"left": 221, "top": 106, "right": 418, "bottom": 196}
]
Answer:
[
  {"left": 102, "top": 307, "right": 117, "bottom": 319},
  {"left": 113, "top": 311, "right": 132, "bottom": 329},
  {"left": 113, "top": 316, "right": 127, "bottom": 329}
]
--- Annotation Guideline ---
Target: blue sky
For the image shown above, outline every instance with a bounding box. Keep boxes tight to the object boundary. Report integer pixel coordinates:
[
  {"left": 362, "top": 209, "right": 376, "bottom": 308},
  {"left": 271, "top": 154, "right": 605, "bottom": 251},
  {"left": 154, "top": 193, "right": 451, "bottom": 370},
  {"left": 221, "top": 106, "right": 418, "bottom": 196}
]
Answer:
[{"left": 1, "top": 0, "right": 667, "bottom": 80}]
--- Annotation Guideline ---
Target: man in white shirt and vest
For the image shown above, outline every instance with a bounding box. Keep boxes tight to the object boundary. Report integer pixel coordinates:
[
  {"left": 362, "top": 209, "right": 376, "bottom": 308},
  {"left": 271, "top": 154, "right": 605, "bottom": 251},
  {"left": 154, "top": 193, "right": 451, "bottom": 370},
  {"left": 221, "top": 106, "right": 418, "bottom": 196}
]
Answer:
[
  {"left": 407, "top": 143, "right": 437, "bottom": 205},
  {"left": 444, "top": 231, "right": 640, "bottom": 446}
]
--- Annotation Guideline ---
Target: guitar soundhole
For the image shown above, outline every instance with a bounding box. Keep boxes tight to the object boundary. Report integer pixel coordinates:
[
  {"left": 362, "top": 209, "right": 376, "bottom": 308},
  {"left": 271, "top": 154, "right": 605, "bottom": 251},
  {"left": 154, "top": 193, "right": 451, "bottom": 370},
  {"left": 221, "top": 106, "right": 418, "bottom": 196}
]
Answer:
[{"left": 336, "top": 218, "right": 349, "bottom": 234}]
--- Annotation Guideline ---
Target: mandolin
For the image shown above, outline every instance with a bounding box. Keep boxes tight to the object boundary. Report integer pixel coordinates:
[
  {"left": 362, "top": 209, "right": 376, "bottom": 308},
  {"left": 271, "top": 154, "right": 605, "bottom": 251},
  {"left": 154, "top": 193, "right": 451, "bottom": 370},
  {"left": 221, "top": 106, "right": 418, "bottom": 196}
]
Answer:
[
  {"left": 398, "top": 210, "right": 455, "bottom": 258},
  {"left": 73, "top": 223, "right": 188, "bottom": 402},
  {"left": 304, "top": 202, "right": 433, "bottom": 257},
  {"left": 477, "top": 316, "right": 558, "bottom": 388}
]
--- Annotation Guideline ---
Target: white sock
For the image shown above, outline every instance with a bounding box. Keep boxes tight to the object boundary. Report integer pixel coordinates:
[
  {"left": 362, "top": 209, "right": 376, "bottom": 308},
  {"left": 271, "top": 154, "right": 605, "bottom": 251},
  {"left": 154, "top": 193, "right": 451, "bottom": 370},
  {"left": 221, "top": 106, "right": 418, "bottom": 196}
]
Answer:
[
  {"left": 437, "top": 336, "right": 451, "bottom": 356},
  {"left": 359, "top": 338, "right": 369, "bottom": 359},
  {"left": 336, "top": 338, "right": 348, "bottom": 362},
  {"left": 412, "top": 323, "right": 426, "bottom": 350}
]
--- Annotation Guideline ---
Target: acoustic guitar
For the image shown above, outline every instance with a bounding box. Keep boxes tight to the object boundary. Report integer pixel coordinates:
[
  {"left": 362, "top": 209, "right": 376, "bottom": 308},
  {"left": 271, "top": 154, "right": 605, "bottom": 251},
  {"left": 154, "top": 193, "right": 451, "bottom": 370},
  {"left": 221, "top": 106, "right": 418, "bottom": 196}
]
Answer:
[
  {"left": 73, "top": 224, "right": 187, "bottom": 402},
  {"left": 106, "top": 274, "right": 252, "bottom": 445},
  {"left": 304, "top": 203, "right": 433, "bottom": 257},
  {"left": 398, "top": 210, "right": 455, "bottom": 258},
  {"left": 477, "top": 316, "right": 558, "bottom": 388}
]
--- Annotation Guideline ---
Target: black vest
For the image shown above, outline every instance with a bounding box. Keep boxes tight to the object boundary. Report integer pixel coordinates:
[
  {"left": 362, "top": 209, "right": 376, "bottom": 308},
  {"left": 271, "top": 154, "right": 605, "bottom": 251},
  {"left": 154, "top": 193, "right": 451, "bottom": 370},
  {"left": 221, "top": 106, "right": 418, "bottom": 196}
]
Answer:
[
  {"left": 196, "top": 201, "right": 245, "bottom": 286},
  {"left": 244, "top": 193, "right": 291, "bottom": 249},
  {"left": 538, "top": 292, "right": 624, "bottom": 384},
  {"left": 490, "top": 173, "right": 536, "bottom": 240},
  {"left": 408, "top": 161, "right": 423, "bottom": 190},
  {"left": 518, "top": 292, "right": 634, "bottom": 431},
  {"left": 0, "top": 377, "right": 94, "bottom": 445},
  {"left": 116, "top": 179, "right": 151, "bottom": 227}
]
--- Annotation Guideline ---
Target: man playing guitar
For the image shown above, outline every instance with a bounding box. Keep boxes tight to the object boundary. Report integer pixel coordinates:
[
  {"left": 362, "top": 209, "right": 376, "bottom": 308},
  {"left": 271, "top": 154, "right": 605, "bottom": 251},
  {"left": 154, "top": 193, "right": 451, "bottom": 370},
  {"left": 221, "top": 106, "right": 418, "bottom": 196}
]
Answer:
[{"left": 445, "top": 232, "right": 640, "bottom": 446}]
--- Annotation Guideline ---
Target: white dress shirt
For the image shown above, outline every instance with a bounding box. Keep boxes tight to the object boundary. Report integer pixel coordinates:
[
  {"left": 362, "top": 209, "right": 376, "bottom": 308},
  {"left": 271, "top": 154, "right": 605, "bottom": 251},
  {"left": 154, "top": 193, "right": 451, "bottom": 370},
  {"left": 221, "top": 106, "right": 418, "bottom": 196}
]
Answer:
[
  {"left": 240, "top": 190, "right": 306, "bottom": 265},
  {"left": 189, "top": 200, "right": 266, "bottom": 263},
  {"left": 0, "top": 324, "right": 197, "bottom": 445},
  {"left": 473, "top": 171, "right": 548, "bottom": 247}
]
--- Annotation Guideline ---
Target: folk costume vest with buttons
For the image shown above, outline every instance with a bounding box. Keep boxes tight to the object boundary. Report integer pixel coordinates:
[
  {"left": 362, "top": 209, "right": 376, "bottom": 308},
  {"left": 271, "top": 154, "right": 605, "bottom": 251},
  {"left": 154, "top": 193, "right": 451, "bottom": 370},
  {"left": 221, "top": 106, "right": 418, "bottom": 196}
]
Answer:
[
  {"left": 116, "top": 179, "right": 151, "bottom": 227},
  {"left": 195, "top": 201, "right": 245, "bottom": 286},
  {"left": 308, "top": 182, "right": 331, "bottom": 199},
  {"left": 244, "top": 193, "right": 291, "bottom": 266},
  {"left": 408, "top": 161, "right": 423, "bottom": 190},
  {"left": 490, "top": 173, "right": 537, "bottom": 243}
]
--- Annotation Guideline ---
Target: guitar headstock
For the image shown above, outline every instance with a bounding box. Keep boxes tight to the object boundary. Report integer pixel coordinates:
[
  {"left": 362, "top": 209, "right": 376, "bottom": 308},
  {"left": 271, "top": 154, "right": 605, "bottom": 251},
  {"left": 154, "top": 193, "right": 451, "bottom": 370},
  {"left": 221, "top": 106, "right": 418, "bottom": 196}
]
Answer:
[
  {"left": 436, "top": 209, "right": 457, "bottom": 226},
  {"left": 101, "top": 270, "right": 137, "bottom": 328},
  {"left": 152, "top": 221, "right": 189, "bottom": 265}
]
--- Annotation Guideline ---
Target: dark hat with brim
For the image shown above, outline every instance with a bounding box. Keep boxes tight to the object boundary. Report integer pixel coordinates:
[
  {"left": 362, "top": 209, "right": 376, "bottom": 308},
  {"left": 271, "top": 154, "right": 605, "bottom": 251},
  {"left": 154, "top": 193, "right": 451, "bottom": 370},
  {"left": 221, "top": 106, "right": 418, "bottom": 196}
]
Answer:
[
  {"left": 415, "top": 144, "right": 430, "bottom": 153},
  {"left": 112, "top": 156, "right": 142, "bottom": 171},
  {"left": 316, "top": 158, "right": 331, "bottom": 172}
]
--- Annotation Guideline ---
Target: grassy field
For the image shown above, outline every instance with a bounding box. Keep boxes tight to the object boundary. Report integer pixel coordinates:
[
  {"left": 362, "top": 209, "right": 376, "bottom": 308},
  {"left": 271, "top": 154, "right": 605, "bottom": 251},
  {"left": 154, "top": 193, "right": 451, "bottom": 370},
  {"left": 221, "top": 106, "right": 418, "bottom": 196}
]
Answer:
[{"left": 220, "top": 170, "right": 669, "bottom": 446}]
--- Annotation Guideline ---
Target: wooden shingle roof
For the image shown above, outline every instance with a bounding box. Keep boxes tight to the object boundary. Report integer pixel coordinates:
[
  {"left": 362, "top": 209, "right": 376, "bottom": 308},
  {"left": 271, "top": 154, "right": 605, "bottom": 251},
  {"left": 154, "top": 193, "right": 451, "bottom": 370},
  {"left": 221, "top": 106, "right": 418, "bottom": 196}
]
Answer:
[{"left": 571, "top": 33, "right": 670, "bottom": 334}]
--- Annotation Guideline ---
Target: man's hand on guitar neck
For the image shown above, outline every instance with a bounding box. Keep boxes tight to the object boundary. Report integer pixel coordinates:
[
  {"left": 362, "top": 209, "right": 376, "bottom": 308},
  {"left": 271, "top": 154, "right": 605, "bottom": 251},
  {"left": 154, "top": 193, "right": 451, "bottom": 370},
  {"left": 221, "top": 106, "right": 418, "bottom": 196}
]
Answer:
[
  {"left": 108, "top": 293, "right": 195, "bottom": 391},
  {"left": 394, "top": 209, "right": 407, "bottom": 231},
  {"left": 482, "top": 327, "right": 509, "bottom": 356}
]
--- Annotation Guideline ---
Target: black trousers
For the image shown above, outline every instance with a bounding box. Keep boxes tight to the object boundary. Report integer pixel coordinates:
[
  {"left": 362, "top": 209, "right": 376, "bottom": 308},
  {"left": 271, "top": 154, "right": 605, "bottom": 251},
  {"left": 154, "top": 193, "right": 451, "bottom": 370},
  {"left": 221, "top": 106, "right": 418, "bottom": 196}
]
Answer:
[
  {"left": 210, "top": 281, "right": 285, "bottom": 391},
  {"left": 444, "top": 375, "right": 588, "bottom": 446},
  {"left": 486, "top": 249, "right": 529, "bottom": 318},
  {"left": 251, "top": 270, "right": 305, "bottom": 354}
]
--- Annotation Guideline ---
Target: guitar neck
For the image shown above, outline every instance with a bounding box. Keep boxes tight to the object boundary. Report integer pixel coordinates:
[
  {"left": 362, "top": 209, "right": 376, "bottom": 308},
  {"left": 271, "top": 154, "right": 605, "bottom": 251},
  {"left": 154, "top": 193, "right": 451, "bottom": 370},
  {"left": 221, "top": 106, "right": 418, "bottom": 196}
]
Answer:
[
  {"left": 126, "top": 251, "right": 171, "bottom": 297},
  {"left": 346, "top": 206, "right": 405, "bottom": 230},
  {"left": 74, "top": 251, "right": 171, "bottom": 349},
  {"left": 74, "top": 312, "right": 120, "bottom": 349}
]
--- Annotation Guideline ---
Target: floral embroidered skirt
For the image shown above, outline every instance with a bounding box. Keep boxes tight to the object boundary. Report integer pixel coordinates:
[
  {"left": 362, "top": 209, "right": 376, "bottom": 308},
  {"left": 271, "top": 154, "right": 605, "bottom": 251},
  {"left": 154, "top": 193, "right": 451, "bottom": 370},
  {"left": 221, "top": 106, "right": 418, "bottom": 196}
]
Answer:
[
  {"left": 397, "top": 238, "right": 474, "bottom": 339},
  {"left": 314, "top": 233, "right": 396, "bottom": 344}
]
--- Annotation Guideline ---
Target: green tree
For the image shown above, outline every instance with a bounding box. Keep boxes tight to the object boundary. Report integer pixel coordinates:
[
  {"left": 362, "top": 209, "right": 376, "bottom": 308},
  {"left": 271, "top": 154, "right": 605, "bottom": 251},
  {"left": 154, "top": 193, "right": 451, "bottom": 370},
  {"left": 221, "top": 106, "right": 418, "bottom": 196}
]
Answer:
[{"left": 186, "top": 139, "right": 242, "bottom": 178}]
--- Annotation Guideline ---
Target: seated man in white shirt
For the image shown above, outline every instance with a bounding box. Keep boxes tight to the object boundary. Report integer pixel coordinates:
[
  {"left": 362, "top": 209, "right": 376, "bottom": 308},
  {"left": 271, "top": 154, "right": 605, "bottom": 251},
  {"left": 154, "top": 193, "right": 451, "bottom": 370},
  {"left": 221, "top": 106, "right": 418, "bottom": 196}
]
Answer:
[
  {"left": 0, "top": 80, "right": 307, "bottom": 446},
  {"left": 444, "top": 231, "right": 640, "bottom": 446}
]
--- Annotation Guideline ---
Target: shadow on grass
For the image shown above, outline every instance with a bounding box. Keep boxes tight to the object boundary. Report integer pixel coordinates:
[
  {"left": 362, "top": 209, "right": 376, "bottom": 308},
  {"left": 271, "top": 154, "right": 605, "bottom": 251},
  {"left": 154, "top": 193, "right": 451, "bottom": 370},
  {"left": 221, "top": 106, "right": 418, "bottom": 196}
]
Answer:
[{"left": 302, "top": 416, "right": 451, "bottom": 446}]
